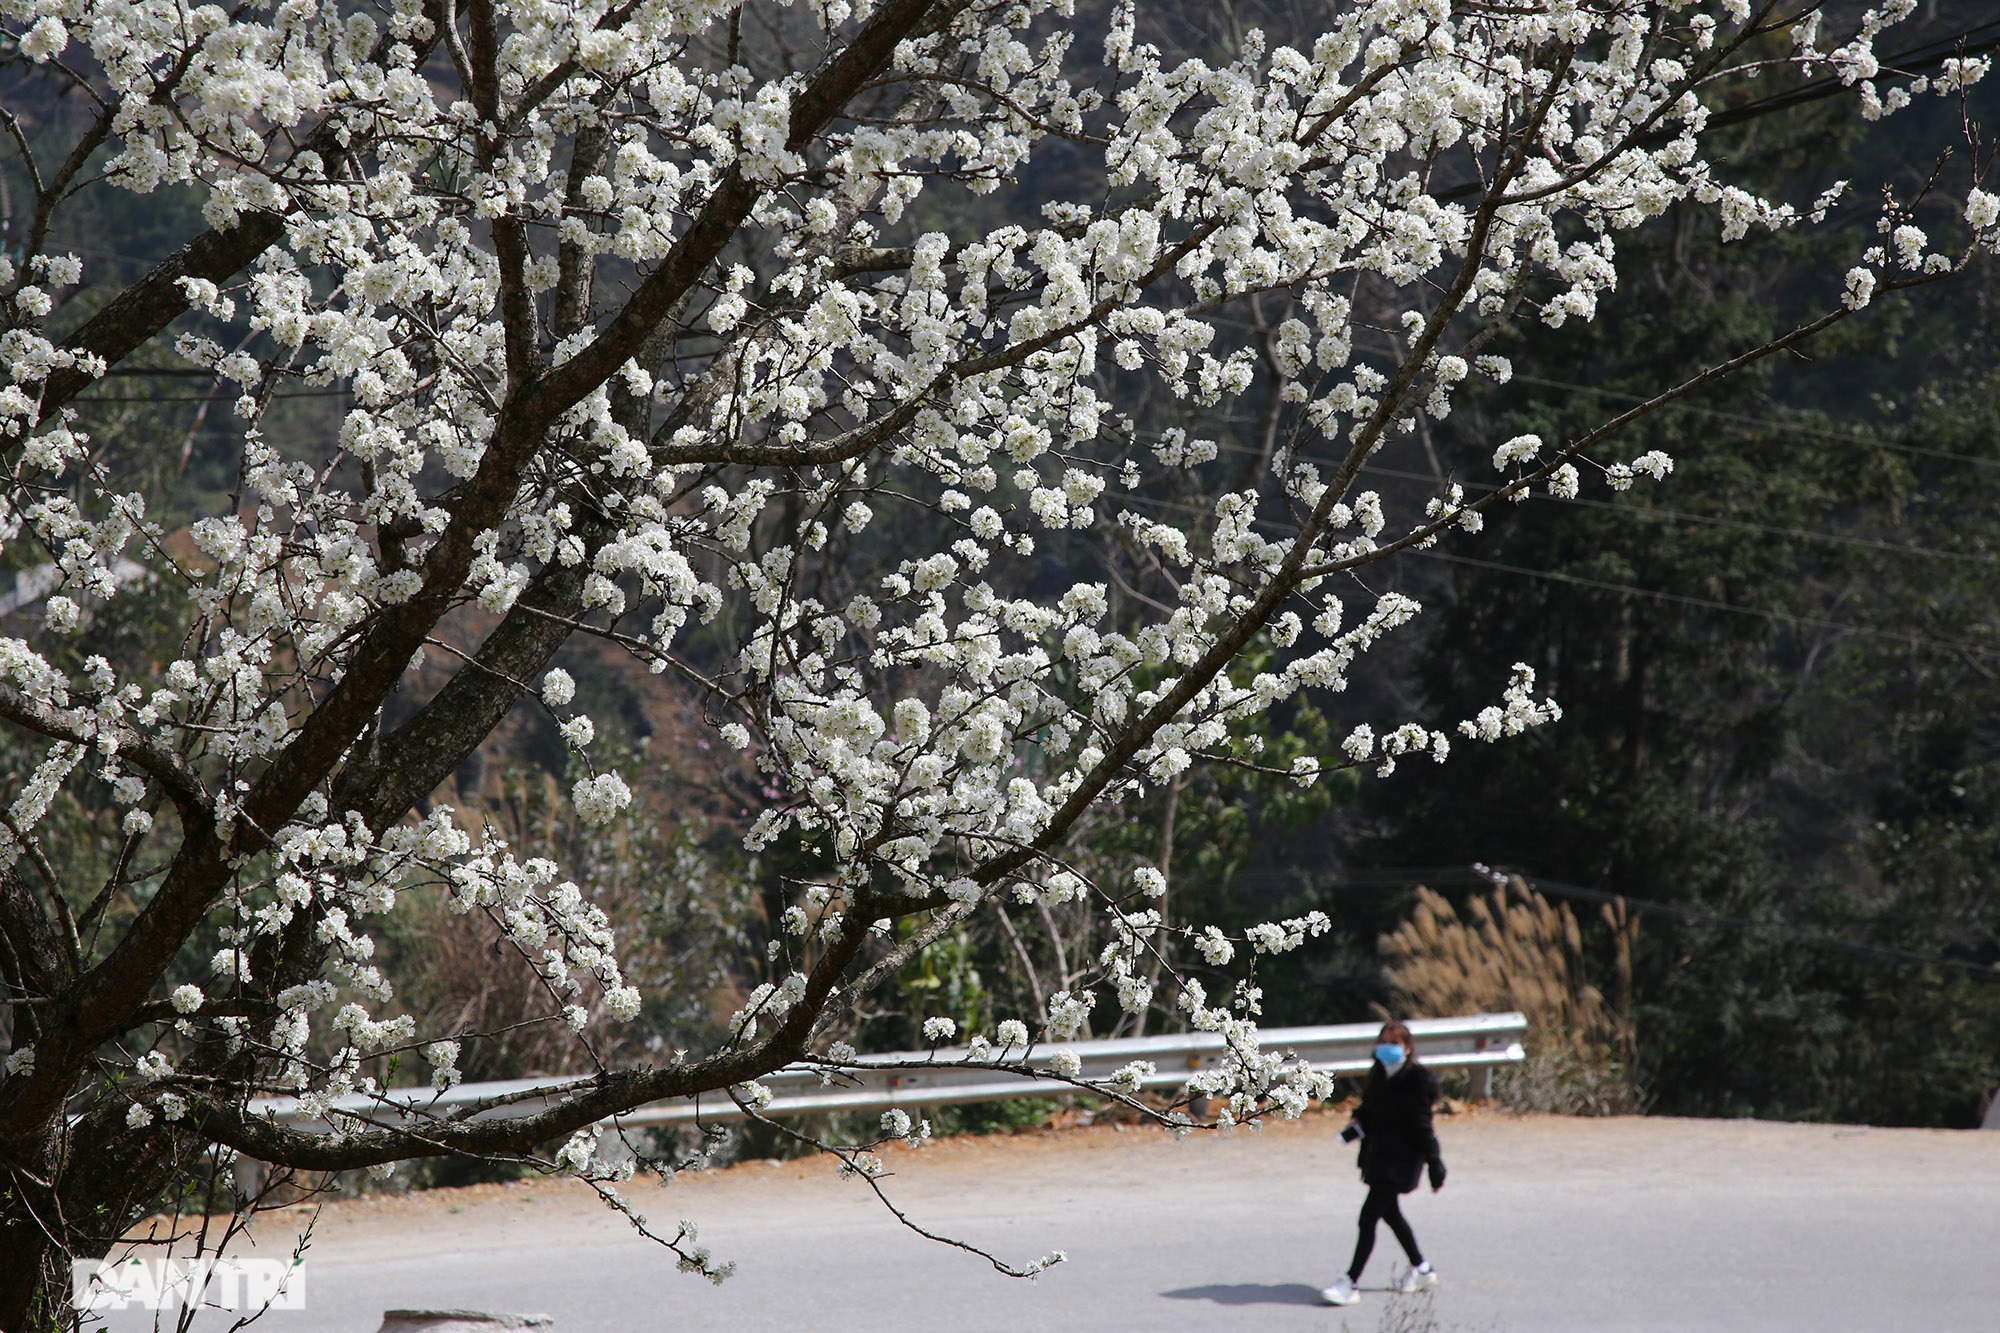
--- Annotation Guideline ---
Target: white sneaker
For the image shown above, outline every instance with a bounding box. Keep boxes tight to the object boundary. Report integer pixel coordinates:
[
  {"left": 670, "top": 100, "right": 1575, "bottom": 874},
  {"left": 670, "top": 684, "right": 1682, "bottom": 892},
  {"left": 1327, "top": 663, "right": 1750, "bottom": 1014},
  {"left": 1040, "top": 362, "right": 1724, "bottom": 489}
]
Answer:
[
  {"left": 1393, "top": 1264, "right": 1439, "bottom": 1293},
  {"left": 1320, "top": 1275, "right": 1360, "bottom": 1306}
]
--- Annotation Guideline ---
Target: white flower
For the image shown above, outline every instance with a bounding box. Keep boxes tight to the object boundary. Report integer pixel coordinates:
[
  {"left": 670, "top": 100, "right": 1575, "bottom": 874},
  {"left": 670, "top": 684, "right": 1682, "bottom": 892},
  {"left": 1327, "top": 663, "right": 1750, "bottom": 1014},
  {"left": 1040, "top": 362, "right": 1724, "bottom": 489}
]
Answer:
[
  {"left": 210, "top": 949, "right": 250, "bottom": 984},
  {"left": 893, "top": 698, "right": 931, "bottom": 745},
  {"left": 1967, "top": 189, "right": 2000, "bottom": 232},
  {"left": 880, "top": 1108, "right": 912, "bottom": 1138},
  {"left": 1890, "top": 224, "right": 1927, "bottom": 270},
  {"left": 20, "top": 16, "right": 67, "bottom": 61},
  {"left": 605, "top": 986, "right": 643, "bottom": 1022},
  {"left": 1047, "top": 1048, "right": 1082, "bottom": 1078},
  {"left": 1195, "top": 927, "right": 1235, "bottom": 966},
  {"left": 1630, "top": 451, "right": 1674, "bottom": 481},
  {"left": 170, "top": 984, "right": 204, "bottom": 1014},
  {"left": 1133, "top": 867, "right": 1166, "bottom": 898},
  {"left": 425, "top": 1040, "right": 464, "bottom": 1089},
  {"left": 1842, "top": 266, "right": 1877, "bottom": 310},
  {"left": 996, "top": 1019, "right": 1029, "bottom": 1050},
  {"left": 1046, "top": 990, "right": 1093, "bottom": 1040},
  {"left": 1460, "top": 663, "right": 1563, "bottom": 742},
  {"left": 3, "top": 1047, "right": 33, "bottom": 1077},
  {"left": 1110, "top": 1060, "right": 1155, "bottom": 1092},
  {"left": 43, "top": 596, "right": 78, "bottom": 634},
  {"left": 541, "top": 668, "right": 576, "bottom": 706},
  {"left": 554, "top": 1130, "right": 597, "bottom": 1174},
  {"left": 922, "top": 1016, "right": 956, "bottom": 1042},
  {"left": 126, "top": 1101, "right": 154, "bottom": 1128},
  {"left": 1492, "top": 433, "right": 1541, "bottom": 469},
  {"left": 1243, "top": 912, "right": 1332, "bottom": 955},
  {"left": 911, "top": 553, "right": 958, "bottom": 592},
  {"left": 572, "top": 772, "right": 632, "bottom": 824}
]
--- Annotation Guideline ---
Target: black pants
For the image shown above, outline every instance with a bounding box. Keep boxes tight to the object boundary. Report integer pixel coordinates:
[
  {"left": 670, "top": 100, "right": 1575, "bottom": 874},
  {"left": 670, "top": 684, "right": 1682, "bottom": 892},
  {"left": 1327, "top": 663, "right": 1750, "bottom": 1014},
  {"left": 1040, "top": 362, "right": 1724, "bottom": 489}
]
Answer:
[{"left": 1348, "top": 1182, "right": 1423, "bottom": 1279}]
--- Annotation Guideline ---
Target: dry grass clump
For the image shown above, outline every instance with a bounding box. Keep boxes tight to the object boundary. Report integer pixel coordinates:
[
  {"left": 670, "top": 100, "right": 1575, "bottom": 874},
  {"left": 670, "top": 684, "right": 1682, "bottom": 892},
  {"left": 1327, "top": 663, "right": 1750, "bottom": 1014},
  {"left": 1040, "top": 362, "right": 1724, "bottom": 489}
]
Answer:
[
  {"left": 403, "top": 765, "right": 757, "bottom": 1082},
  {"left": 1380, "top": 876, "right": 1642, "bottom": 1115}
]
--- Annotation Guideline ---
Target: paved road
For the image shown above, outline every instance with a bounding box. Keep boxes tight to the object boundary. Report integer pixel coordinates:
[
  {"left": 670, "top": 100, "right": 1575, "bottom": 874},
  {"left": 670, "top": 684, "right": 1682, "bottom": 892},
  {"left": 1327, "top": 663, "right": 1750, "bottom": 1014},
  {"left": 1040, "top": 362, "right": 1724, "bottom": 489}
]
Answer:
[{"left": 102, "top": 1111, "right": 2000, "bottom": 1331}]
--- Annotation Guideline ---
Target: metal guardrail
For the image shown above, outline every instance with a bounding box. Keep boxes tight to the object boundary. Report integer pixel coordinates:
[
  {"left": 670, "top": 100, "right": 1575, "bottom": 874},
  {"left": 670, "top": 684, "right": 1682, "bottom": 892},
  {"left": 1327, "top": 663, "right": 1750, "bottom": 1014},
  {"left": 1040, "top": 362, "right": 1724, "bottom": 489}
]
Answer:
[{"left": 240, "top": 1013, "right": 1526, "bottom": 1145}]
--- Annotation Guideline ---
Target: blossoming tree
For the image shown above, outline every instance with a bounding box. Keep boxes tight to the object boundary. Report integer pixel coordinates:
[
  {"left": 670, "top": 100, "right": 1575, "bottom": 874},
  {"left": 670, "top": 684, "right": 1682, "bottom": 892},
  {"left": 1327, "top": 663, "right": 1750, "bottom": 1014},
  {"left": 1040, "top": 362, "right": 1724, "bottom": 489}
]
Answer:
[{"left": 0, "top": 0, "right": 1986, "bottom": 1316}]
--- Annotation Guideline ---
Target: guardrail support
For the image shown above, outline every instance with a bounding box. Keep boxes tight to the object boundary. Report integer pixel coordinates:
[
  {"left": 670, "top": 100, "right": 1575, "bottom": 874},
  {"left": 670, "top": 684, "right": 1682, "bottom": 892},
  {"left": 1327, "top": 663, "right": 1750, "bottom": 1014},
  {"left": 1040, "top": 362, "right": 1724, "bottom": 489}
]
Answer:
[
  {"left": 1470, "top": 1035, "right": 1493, "bottom": 1101},
  {"left": 233, "top": 1154, "right": 267, "bottom": 1201}
]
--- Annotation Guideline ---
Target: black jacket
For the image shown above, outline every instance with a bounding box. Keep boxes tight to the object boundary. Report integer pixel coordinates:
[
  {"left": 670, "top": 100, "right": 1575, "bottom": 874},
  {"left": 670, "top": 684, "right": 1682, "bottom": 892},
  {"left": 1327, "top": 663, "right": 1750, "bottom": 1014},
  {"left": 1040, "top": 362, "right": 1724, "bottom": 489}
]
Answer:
[{"left": 1350, "top": 1059, "right": 1446, "bottom": 1194}]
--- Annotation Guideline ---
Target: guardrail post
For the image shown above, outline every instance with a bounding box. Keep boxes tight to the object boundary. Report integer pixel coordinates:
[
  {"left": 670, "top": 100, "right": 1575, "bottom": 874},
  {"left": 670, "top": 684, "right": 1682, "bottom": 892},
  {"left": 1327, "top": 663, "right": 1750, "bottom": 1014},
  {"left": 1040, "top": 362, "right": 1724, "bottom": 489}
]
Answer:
[
  {"left": 232, "top": 1154, "right": 268, "bottom": 1201},
  {"left": 1469, "top": 1035, "right": 1493, "bottom": 1101},
  {"left": 596, "top": 1121, "right": 638, "bottom": 1166}
]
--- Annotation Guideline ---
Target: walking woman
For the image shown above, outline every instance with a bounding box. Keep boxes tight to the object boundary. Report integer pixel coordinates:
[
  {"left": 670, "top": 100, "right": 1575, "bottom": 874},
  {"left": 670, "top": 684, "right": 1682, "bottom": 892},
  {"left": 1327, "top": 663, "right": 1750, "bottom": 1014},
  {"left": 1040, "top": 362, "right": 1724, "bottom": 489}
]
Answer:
[{"left": 1321, "top": 1020, "right": 1445, "bottom": 1306}]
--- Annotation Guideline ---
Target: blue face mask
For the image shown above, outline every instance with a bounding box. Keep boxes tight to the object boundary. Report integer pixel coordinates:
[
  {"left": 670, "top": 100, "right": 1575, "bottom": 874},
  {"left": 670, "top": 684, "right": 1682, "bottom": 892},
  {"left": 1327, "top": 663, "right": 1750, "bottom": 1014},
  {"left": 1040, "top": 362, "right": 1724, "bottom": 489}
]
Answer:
[{"left": 1374, "top": 1042, "right": 1407, "bottom": 1069}]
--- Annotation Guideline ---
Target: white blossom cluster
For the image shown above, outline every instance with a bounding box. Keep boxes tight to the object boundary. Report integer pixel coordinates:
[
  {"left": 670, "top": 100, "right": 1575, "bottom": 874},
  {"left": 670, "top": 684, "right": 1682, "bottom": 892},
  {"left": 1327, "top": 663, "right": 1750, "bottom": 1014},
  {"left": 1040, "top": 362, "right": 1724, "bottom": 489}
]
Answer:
[{"left": 0, "top": 0, "right": 1976, "bottom": 1198}]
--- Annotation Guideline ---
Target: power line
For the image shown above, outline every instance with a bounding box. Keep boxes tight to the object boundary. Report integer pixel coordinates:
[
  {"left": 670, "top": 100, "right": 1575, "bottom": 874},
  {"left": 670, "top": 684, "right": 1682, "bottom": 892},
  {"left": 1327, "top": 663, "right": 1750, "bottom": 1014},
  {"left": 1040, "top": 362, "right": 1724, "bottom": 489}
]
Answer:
[
  {"left": 1236, "top": 863, "right": 2000, "bottom": 980},
  {"left": 1188, "top": 434, "right": 1999, "bottom": 567},
  {"left": 1463, "top": 865, "right": 2000, "bottom": 979},
  {"left": 1410, "top": 546, "right": 2000, "bottom": 661},
  {"left": 102, "top": 367, "right": 236, "bottom": 378},
  {"left": 1356, "top": 460, "right": 2000, "bottom": 568},
  {"left": 1507, "top": 372, "right": 2000, "bottom": 472},
  {"left": 1111, "top": 490, "right": 2000, "bottom": 662},
  {"left": 73, "top": 389, "right": 350, "bottom": 403},
  {"left": 1692, "top": 21, "right": 2000, "bottom": 137}
]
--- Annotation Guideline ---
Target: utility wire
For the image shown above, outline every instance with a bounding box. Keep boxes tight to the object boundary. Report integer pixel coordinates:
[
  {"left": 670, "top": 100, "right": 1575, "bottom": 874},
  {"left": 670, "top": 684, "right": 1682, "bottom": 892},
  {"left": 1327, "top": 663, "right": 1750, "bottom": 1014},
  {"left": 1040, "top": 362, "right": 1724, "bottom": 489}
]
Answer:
[
  {"left": 1364, "top": 460, "right": 1999, "bottom": 567},
  {"left": 101, "top": 367, "right": 239, "bottom": 378},
  {"left": 73, "top": 390, "right": 350, "bottom": 402},
  {"left": 1113, "top": 489, "right": 2000, "bottom": 662},
  {"left": 1188, "top": 434, "right": 1999, "bottom": 567},
  {"left": 1407, "top": 547, "right": 1999, "bottom": 661},
  {"left": 1507, "top": 372, "right": 2000, "bottom": 472},
  {"left": 1692, "top": 20, "right": 2000, "bottom": 137},
  {"left": 1269, "top": 863, "right": 2000, "bottom": 980}
]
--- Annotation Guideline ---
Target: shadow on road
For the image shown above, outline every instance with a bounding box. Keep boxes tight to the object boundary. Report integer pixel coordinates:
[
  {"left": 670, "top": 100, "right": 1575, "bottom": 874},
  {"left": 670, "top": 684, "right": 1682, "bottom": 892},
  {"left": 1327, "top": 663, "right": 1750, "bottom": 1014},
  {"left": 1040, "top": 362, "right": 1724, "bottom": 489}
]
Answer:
[{"left": 1162, "top": 1282, "right": 1326, "bottom": 1307}]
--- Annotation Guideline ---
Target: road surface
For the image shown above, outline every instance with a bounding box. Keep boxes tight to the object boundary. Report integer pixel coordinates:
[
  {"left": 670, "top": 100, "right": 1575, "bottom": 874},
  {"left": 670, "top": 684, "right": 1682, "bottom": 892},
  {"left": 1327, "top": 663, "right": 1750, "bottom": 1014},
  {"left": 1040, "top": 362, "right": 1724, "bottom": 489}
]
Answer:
[{"left": 100, "top": 1110, "right": 2000, "bottom": 1331}]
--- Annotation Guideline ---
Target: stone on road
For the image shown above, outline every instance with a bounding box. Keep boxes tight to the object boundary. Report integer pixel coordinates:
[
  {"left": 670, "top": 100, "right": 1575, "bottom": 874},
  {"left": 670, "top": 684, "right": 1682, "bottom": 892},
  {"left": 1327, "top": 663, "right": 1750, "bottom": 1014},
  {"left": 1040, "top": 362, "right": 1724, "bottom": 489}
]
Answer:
[{"left": 149, "top": 1112, "right": 2000, "bottom": 1331}]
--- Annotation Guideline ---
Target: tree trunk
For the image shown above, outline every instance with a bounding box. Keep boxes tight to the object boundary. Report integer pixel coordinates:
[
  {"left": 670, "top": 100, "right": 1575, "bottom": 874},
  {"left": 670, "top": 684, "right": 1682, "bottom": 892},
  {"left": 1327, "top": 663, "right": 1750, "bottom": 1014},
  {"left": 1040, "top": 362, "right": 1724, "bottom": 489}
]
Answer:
[
  {"left": 0, "top": 1155, "right": 65, "bottom": 1332},
  {"left": 1, "top": 1107, "right": 204, "bottom": 1330}
]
